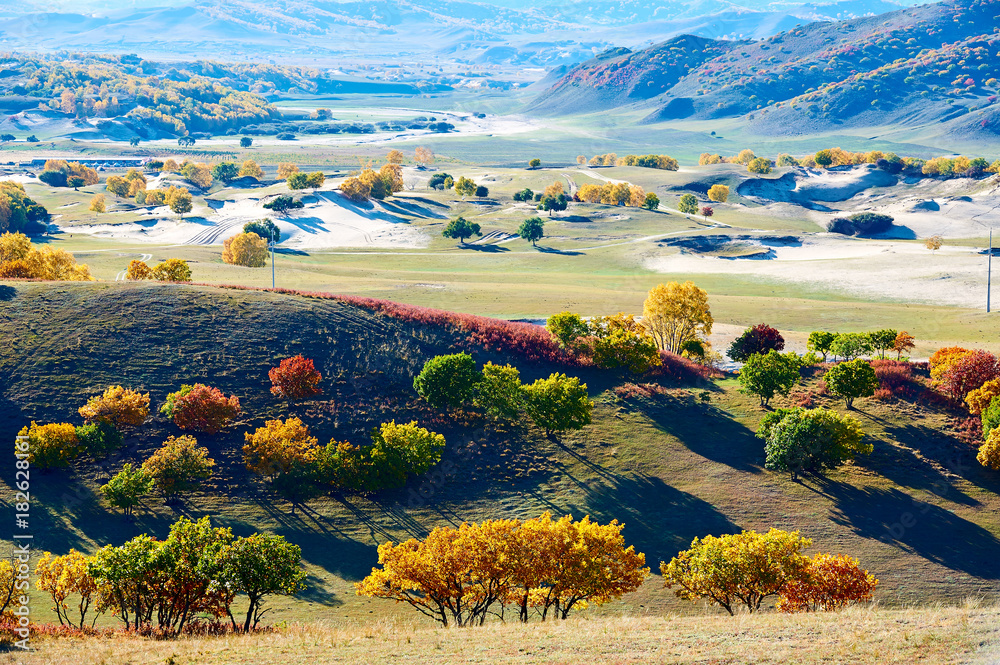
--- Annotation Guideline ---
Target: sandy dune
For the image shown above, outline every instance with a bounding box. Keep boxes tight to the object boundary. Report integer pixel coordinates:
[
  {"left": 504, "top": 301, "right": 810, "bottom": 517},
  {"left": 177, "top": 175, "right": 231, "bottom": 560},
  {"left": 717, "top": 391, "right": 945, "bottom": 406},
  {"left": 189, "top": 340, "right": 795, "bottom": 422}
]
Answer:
[{"left": 63, "top": 188, "right": 432, "bottom": 250}]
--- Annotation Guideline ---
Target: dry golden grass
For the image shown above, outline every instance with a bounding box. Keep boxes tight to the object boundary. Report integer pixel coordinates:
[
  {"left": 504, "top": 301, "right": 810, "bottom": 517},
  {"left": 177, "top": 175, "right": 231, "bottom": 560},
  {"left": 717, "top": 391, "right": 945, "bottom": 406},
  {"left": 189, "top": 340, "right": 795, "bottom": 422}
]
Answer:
[{"left": 6, "top": 605, "right": 1000, "bottom": 665}]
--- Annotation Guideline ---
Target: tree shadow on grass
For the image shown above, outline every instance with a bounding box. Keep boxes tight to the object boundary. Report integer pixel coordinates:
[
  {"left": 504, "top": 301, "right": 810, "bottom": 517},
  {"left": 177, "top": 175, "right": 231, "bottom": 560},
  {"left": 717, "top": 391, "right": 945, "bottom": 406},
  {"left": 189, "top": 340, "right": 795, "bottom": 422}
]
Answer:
[
  {"left": 582, "top": 474, "right": 741, "bottom": 565},
  {"left": 535, "top": 246, "right": 583, "bottom": 256},
  {"left": 0, "top": 285, "right": 15, "bottom": 302},
  {"left": 813, "top": 480, "right": 1000, "bottom": 579},
  {"left": 639, "top": 399, "right": 764, "bottom": 473}
]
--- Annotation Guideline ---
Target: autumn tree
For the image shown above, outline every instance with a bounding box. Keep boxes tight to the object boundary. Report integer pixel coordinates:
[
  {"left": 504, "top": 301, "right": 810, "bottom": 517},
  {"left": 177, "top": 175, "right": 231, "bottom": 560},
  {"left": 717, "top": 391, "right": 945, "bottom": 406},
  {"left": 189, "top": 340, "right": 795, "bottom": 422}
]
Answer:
[
  {"left": 441, "top": 217, "right": 481, "bottom": 244},
  {"left": 214, "top": 533, "right": 306, "bottom": 632},
  {"left": 977, "top": 428, "right": 1000, "bottom": 470},
  {"left": 678, "top": 193, "right": 698, "bottom": 214},
  {"left": 892, "top": 331, "right": 916, "bottom": 360},
  {"left": 180, "top": 161, "right": 213, "bottom": 189},
  {"left": 413, "top": 353, "right": 481, "bottom": 408},
  {"left": 777, "top": 553, "right": 878, "bottom": 612},
  {"left": 89, "top": 194, "right": 106, "bottom": 213},
  {"left": 643, "top": 193, "right": 660, "bottom": 210},
  {"left": 239, "top": 160, "right": 264, "bottom": 181},
  {"left": 925, "top": 235, "right": 943, "bottom": 252},
  {"left": 151, "top": 258, "right": 192, "bottom": 282},
  {"left": 79, "top": 385, "right": 149, "bottom": 429},
  {"left": 141, "top": 435, "right": 215, "bottom": 500},
  {"left": 747, "top": 157, "right": 772, "bottom": 174},
  {"left": 662, "top": 528, "right": 811, "bottom": 615},
  {"left": 757, "top": 407, "right": 870, "bottom": 479},
  {"left": 546, "top": 311, "right": 588, "bottom": 350},
  {"left": 99, "top": 463, "right": 153, "bottom": 517},
  {"left": 589, "top": 313, "right": 662, "bottom": 375},
  {"left": 126, "top": 259, "right": 152, "bottom": 280},
  {"left": 269, "top": 355, "right": 322, "bottom": 401},
  {"left": 222, "top": 232, "right": 268, "bottom": 267},
  {"left": 966, "top": 378, "right": 1000, "bottom": 415},
  {"left": 936, "top": 350, "right": 1000, "bottom": 402},
  {"left": 454, "top": 176, "right": 477, "bottom": 197},
  {"left": 165, "top": 186, "right": 193, "bottom": 216},
  {"left": 738, "top": 351, "right": 801, "bottom": 407},
  {"left": 243, "top": 417, "right": 320, "bottom": 478},
  {"left": 707, "top": 184, "right": 729, "bottom": 202},
  {"left": 642, "top": 281, "right": 713, "bottom": 353},
  {"left": 414, "top": 147, "right": 434, "bottom": 165},
  {"left": 728, "top": 324, "right": 785, "bottom": 362},
  {"left": 825, "top": 359, "right": 880, "bottom": 408},
  {"left": 701, "top": 206, "right": 713, "bottom": 217},
  {"left": 733, "top": 149, "right": 757, "bottom": 165},
  {"left": 166, "top": 383, "right": 241, "bottom": 433},
  {"left": 106, "top": 175, "right": 130, "bottom": 197},
  {"left": 387, "top": 149, "right": 405, "bottom": 164},
  {"left": 529, "top": 158, "right": 541, "bottom": 169},
  {"left": 277, "top": 163, "right": 299, "bottom": 180},
  {"left": 522, "top": 373, "right": 593, "bottom": 436},
  {"left": 18, "top": 422, "right": 79, "bottom": 469},
  {"left": 35, "top": 550, "right": 101, "bottom": 628}
]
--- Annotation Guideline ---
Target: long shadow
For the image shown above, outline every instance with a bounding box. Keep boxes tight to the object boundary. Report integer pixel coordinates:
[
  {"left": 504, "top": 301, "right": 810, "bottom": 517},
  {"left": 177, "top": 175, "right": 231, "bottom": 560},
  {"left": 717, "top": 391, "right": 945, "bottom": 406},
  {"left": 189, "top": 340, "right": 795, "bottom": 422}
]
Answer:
[
  {"left": 0, "top": 285, "right": 15, "bottom": 301},
  {"left": 881, "top": 420, "right": 1000, "bottom": 497},
  {"left": 461, "top": 243, "right": 509, "bottom": 252},
  {"left": 535, "top": 246, "right": 583, "bottom": 256},
  {"left": 817, "top": 480, "right": 1000, "bottom": 579},
  {"left": 583, "top": 474, "right": 741, "bottom": 565},
  {"left": 640, "top": 399, "right": 764, "bottom": 473}
]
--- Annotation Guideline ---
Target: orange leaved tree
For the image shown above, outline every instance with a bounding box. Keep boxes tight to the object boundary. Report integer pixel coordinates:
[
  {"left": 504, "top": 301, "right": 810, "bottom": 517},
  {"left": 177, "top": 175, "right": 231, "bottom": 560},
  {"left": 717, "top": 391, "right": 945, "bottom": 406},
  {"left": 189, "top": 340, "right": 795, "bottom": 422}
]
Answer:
[
  {"left": 79, "top": 386, "right": 149, "bottom": 429},
  {"left": 166, "top": 384, "right": 241, "bottom": 434},
  {"left": 269, "top": 355, "right": 322, "bottom": 402},
  {"left": 243, "top": 417, "right": 319, "bottom": 478},
  {"left": 777, "top": 553, "right": 878, "bottom": 612},
  {"left": 355, "top": 513, "right": 648, "bottom": 626}
]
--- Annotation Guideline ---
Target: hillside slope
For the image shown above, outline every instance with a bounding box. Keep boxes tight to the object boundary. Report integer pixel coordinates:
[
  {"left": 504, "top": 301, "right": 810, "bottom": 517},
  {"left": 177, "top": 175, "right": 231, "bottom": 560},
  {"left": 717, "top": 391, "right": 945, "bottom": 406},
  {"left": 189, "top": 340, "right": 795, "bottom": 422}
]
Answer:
[
  {"left": 531, "top": 0, "right": 1000, "bottom": 141},
  {"left": 2, "top": 282, "right": 1000, "bottom": 626}
]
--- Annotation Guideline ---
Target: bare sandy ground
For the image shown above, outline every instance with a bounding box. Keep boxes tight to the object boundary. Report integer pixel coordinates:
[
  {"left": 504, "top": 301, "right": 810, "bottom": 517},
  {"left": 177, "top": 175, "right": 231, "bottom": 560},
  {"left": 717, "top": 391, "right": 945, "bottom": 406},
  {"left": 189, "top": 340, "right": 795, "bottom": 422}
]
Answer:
[
  {"left": 646, "top": 234, "right": 990, "bottom": 308},
  {"left": 63, "top": 188, "right": 432, "bottom": 250}
]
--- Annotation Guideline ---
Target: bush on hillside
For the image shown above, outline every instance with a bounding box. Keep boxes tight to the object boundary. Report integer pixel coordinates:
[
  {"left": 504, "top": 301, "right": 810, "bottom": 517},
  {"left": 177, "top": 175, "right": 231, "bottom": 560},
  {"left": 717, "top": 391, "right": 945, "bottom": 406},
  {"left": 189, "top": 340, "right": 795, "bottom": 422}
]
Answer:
[{"left": 826, "top": 213, "right": 894, "bottom": 237}]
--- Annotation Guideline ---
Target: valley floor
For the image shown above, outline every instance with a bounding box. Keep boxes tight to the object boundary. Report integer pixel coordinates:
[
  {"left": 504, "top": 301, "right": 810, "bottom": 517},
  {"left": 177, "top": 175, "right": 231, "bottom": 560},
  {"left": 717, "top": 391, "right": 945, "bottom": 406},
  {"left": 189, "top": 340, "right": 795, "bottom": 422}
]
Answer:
[{"left": 7, "top": 606, "right": 1000, "bottom": 664}]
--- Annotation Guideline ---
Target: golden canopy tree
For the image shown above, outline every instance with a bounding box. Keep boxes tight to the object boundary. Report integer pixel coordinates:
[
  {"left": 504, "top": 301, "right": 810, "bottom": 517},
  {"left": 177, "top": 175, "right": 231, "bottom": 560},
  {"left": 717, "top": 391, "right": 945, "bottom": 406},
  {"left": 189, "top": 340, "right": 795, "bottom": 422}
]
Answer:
[
  {"left": 277, "top": 162, "right": 299, "bottom": 180},
  {"left": 661, "top": 528, "right": 812, "bottom": 615},
  {"left": 386, "top": 149, "right": 405, "bottom": 164},
  {"left": 222, "top": 232, "right": 268, "bottom": 267},
  {"left": 89, "top": 194, "right": 106, "bottom": 213},
  {"left": 0, "top": 233, "right": 92, "bottom": 280},
  {"left": 707, "top": 184, "right": 729, "bottom": 202},
  {"left": 642, "top": 281, "right": 713, "bottom": 353},
  {"left": 777, "top": 553, "right": 878, "bottom": 613},
  {"left": 243, "top": 417, "right": 320, "bottom": 478},
  {"left": 79, "top": 385, "right": 150, "bottom": 428},
  {"left": 356, "top": 513, "right": 647, "bottom": 626},
  {"left": 125, "top": 259, "right": 152, "bottom": 280},
  {"left": 414, "top": 146, "right": 434, "bottom": 165},
  {"left": 239, "top": 159, "right": 264, "bottom": 181}
]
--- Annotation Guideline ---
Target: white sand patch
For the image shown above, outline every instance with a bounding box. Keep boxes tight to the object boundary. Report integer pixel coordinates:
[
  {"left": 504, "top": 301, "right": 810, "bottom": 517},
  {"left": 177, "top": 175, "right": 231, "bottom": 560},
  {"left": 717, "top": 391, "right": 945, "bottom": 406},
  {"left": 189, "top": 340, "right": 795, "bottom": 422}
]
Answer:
[
  {"left": 646, "top": 235, "right": 990, "bottom": 308},
  {"left": 61, "top": 189, "right": 429, "bottom": 249},
  {"left": 0, "top": 174, "right": 41, "bottom": 185}
]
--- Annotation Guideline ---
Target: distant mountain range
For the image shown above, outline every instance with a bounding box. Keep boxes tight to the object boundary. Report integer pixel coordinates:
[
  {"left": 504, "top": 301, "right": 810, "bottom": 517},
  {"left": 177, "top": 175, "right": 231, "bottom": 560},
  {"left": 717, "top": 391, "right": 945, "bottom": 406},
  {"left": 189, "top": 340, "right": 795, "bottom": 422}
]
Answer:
[
  {"left": 0, "top": 0, "right": 927, "bottom": 66},
  {"left": 530, "top": 0, "right": 1000, "bottom": 141}
]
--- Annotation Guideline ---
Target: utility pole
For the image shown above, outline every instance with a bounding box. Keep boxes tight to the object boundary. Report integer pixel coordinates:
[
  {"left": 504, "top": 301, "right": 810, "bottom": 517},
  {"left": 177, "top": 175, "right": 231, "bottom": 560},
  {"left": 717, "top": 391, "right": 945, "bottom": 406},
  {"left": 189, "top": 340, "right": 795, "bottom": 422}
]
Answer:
[
  {"left": 270, "top": 228, "right": 276, "bottom": 289},
  {"left": 989, "top": 228, "right": 993, "bottom": 313}
]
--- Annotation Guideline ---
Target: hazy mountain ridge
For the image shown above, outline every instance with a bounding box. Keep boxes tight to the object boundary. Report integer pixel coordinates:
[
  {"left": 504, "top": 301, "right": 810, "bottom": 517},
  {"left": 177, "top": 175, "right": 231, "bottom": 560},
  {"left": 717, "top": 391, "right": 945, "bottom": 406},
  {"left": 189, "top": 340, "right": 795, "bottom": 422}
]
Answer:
[{"left": 531, "top": 0, "right": 1000, "bottom": 141}]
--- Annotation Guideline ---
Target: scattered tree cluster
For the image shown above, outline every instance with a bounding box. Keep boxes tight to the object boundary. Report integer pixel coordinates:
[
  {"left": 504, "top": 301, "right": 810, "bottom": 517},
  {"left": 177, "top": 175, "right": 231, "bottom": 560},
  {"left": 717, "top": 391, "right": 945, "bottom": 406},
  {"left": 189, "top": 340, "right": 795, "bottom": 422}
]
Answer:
[{"left": 0, "top": 231, "right": 91, "bottom": 280}]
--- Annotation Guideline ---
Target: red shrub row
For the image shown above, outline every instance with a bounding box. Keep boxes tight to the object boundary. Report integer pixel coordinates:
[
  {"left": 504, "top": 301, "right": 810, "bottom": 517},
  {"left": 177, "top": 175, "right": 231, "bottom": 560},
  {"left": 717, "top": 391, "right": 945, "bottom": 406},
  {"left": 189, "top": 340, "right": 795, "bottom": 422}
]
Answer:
[
  {"left": 613, "top": 382, "right": 669, "bottom": 399},
  {"left": 649, "top": 351, "right": 713, "bottom": 384},
  {"left": 870, "top": 359, "right": 923, "bottom": 400}
]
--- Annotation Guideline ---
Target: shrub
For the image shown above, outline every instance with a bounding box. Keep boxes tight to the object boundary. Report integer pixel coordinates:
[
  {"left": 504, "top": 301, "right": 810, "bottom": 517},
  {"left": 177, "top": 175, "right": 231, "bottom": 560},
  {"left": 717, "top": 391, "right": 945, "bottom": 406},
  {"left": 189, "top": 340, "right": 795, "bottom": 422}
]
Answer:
[
  {"left": 169, "top": 384, "right": 241, "bottom": 433},
  {"left": 738, "top": 351, "right": 801, "bottom": 406},
  {"left": 978, "top": 429, "right": 1000, "bottom": 470},
  {"left": 151, "top": 258, "right": 191, "bottom": 282},
  {"left": 244, "top": 219, "right": 281, "bottom": 242},
  {"left": 870, "top": 360, "right": 920, "bottom": 400},
  {"left": 243, "top": 417, "right": 320, "bottom": 477},
  {"left": 936, "top": 350, "right": 1000, "bottom": 402},
  {"left": 78, "top": 385, "right": 149, "bottom": 428},
  {"left": 982, "top": 396, "right": 1000, "bottom": 437},
  {"left": 546, "top": 312, "right": 588, "bottom": 349},
  {"left": 321, "top": 421, "right": 445, "bottom": 492},
  {"left": 222, "top": 232, "right": 268, "bottom": 267},
  {"left": 75, "top": 421, "right": 123, "bottom": 458},
  {"left": 473, "top": 362, "right": 524, "bottom": 420},
  {"left": 413, "top": 353, "right": 480, "bottom": 408},
  {"left": 826, "top": 213, "right": 894, "bottom": 237},
  {"left": 589, "top": 314, "right": 662, "bottom": 375},
  {"left": 728, "top": 323, "right": 785, "bottom": 362},
  {"left": 269, "top": 355, "right": 322, "bottom": 401},
  {"left": 777, "top": 553, "right": 878, "bottom": 612},
  {"left": 141, "top": 435, "right": 215, "bottom": 499},
  {"left": 100, "top": 463, "right": 153, "bottom": 517},
  {"left": 757, "top": 407, "right": 870, "bottom": 479},
  {"left": 825, "top": 359, "right": 879, "bottom": 407},
  {"left": 18, "top": 422, "right": 79, "bottom": 469},
  {"left": 662, "top": 528, "right": 811, "bottom": 615},
  {"left": 522, "top": 373, "right": 593, "bottom": 435}
]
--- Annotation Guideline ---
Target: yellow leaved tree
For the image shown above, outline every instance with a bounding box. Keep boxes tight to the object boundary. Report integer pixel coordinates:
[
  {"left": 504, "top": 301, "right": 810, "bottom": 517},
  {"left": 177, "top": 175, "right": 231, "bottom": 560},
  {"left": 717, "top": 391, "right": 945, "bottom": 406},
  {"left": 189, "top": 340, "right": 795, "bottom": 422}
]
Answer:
[
  {"left": 78, "top": 385, "right": 150, "bottom": 429},
  {"left": 243, "top": 417, "right": 319, "bottom": 478},
  {"left": 222, "top": 232, "right": 268, "bottom": 267},
  {"left": 35, "top": 550, "right": 102, "bottom": 628},
  {"left": 642, "top": 281, "right": 713, "bottom": 353}
]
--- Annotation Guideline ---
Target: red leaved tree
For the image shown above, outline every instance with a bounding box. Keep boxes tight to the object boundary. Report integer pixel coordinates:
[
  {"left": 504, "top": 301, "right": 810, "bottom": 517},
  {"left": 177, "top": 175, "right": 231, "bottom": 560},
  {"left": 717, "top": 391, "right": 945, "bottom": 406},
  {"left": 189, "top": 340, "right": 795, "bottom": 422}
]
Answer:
[
  {"left": 269, "top": 355, "right": 322, "bottom": 402},
  {"left": 938, "top": 350, "right": 1000, "bottom": 402},
  {"left": 777, "top": 553, "right": 878, "bottom": 612},
  {"left": 172, "top": 384, "right": 241, "bottom": 434}
]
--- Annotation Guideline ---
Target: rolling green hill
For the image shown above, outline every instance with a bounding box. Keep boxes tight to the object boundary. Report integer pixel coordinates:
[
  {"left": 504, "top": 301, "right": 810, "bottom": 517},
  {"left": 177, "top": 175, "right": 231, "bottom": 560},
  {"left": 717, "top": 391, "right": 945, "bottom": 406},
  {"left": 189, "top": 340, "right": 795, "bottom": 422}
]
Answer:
[{"left": 1, "top": 281, "right": 999, "bottom": 628}]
